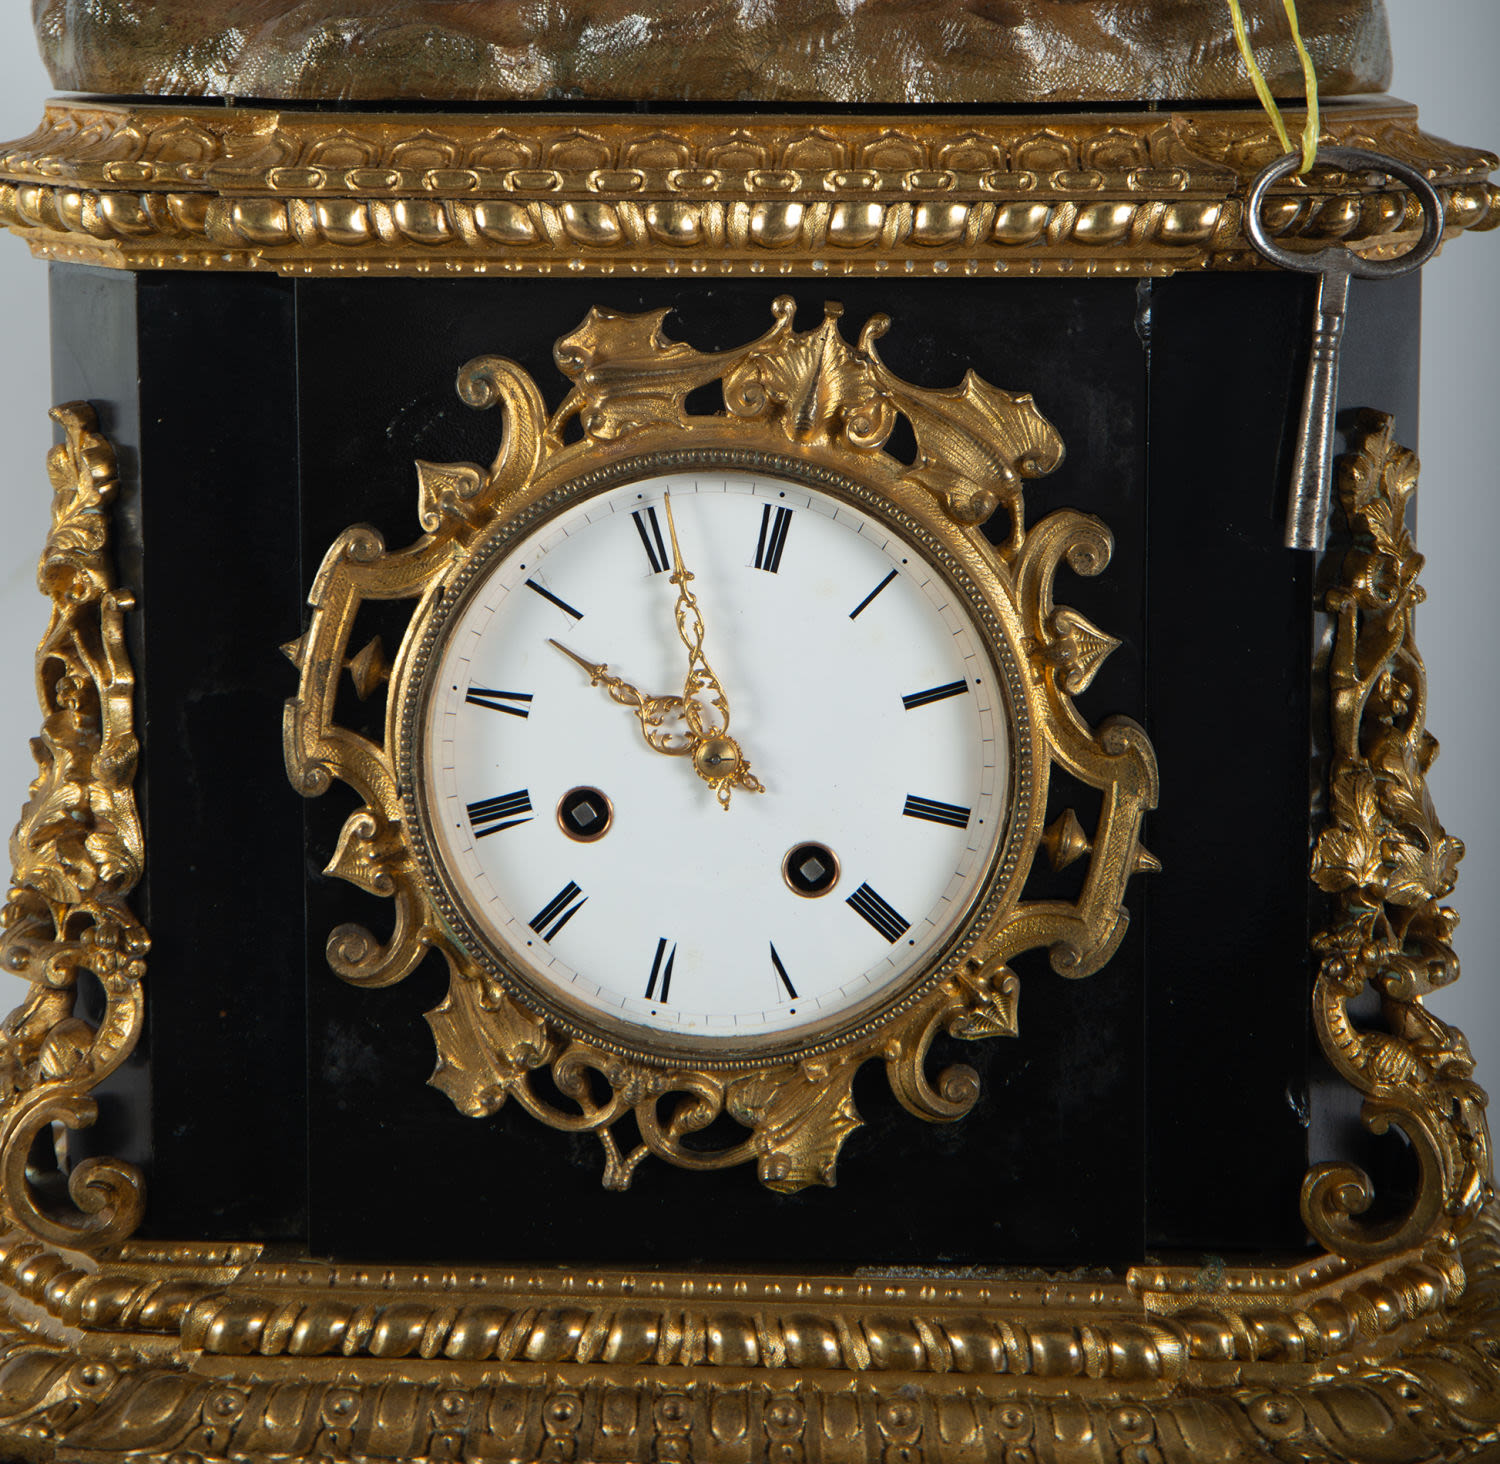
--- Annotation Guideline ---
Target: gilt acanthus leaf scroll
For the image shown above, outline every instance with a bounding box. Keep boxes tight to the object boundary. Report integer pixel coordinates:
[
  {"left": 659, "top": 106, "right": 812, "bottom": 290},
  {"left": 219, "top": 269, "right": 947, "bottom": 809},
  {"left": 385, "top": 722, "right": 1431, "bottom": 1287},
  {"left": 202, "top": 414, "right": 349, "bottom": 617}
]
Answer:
[
  {"left": 553, "top": 295, "right": 1067, "bottom": 552},
  {"left": 0, "top": 404, "right": 147, "bottom": 1251},
  {"left": 1303, "top": 412, "right": 1493, "bottom": 1261}
]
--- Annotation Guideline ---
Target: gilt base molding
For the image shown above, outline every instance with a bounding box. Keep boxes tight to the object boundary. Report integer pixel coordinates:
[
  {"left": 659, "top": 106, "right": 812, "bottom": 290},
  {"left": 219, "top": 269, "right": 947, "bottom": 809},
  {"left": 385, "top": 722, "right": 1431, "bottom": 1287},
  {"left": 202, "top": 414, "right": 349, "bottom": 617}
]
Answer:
[{"left": 0, "top": 1213, "right": 1497, "bottom": 1461}]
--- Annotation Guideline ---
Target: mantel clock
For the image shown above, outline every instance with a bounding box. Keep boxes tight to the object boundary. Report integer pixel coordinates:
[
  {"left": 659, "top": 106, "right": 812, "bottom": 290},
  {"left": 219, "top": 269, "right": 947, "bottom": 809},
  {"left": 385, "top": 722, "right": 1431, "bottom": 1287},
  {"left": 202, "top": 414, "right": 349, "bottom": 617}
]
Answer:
[{"left": 0, "top": 3, "right": 1498, "bottom": 1460}]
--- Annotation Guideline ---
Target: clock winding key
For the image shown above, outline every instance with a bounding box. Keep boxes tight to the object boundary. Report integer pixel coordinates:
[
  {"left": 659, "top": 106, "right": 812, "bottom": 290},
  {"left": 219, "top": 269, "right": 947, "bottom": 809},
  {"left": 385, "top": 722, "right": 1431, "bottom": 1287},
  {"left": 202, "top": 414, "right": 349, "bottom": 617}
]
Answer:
[{"left": 1244, "top": 147, "right": 1444, "bottom": 552}]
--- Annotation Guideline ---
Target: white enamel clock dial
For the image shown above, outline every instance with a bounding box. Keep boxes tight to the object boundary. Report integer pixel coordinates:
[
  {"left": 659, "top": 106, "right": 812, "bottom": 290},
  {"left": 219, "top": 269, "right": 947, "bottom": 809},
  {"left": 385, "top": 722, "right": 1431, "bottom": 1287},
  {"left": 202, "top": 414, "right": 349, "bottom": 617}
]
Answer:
[{"left": 419, "top": 470, "right": 1010, "bottom": 1048}]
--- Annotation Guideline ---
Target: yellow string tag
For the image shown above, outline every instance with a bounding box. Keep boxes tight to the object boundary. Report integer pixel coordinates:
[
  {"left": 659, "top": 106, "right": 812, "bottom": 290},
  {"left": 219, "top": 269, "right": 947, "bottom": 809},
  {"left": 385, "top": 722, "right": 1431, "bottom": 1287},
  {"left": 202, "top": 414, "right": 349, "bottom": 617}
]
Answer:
[{"left": 1226, "top": 0, "right": 1321, "bottom": 175}]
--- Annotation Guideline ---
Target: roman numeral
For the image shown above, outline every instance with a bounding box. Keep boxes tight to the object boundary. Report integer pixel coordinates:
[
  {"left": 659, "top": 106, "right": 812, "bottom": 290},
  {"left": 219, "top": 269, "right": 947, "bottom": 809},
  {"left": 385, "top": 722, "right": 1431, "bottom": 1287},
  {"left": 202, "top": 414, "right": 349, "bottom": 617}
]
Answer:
[
  {"left": 645, "top": 938, "right": 677, "bottom": 1002},
  {"left": 632, "top": 507, "right": 670, "bottom": 574},
  {"left": 754, "top": 504, "right": 793, "bottom": 573},
  {"left": 846, "top": 883, "right": 910, "bottom": 944},
  {"left": 902, "top": 794, "right": 971, "bottom": 830},
  {"left": 466, "top": 790, "right": 533, "bottom": 838},
  {"left": 466, "top": 687, "right": 533, "bottom": 718},
  {"left": 530, "top": 881, "right": 587, "bottom": 941},
  {"left": 770, "top": 943, "right": 798, "bottom": 1000},
  {"left": 901, "top": 679, "right": 969, "bottom": 712},
  {"left": 525, "top": 578, "right": 584, "bottom": 620},
  {"left": 849, "top": 569, "right": 897, "bottom": 620}
]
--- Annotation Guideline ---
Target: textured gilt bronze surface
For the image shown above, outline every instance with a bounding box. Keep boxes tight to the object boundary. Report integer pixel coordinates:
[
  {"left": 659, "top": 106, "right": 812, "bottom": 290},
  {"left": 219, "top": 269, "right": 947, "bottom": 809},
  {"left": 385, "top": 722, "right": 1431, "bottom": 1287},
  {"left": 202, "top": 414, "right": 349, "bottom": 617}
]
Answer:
[
  {"left": 0, "top": 100, "right": 1494, "bottom": 278},
  {"left": 284, "top": 297, "right": 1158, "bottom": 1193},
  {"left": 29, "top": 0, "right": 1390, "bottom": 107}
]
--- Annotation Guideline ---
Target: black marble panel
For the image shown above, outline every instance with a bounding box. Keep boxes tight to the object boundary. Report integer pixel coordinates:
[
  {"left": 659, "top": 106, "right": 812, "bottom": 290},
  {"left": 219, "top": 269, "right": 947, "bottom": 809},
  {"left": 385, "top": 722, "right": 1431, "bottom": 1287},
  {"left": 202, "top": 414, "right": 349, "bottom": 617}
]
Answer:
[
  {"left": 51, "top": 265, "right": 309, "bottom": 1240},
  {"left": 1142, "top": 269, "right": 1421, "bottom": 1252}
]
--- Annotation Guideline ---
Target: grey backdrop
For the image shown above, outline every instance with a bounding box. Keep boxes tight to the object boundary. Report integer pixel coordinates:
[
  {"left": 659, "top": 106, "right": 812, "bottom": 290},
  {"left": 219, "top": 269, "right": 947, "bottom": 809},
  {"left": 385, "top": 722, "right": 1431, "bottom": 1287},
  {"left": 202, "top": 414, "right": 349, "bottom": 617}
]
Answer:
[{"left": 0, "top": 4, "right": 1494, "bottom": 1086}]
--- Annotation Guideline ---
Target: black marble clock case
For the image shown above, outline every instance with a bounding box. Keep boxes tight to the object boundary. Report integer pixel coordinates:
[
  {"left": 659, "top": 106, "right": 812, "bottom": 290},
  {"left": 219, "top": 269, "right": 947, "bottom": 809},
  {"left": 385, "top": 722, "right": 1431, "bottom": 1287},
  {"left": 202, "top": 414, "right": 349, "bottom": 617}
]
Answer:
[{"left": 50, "top": 260, "right": 1419, "bottom": 1268}]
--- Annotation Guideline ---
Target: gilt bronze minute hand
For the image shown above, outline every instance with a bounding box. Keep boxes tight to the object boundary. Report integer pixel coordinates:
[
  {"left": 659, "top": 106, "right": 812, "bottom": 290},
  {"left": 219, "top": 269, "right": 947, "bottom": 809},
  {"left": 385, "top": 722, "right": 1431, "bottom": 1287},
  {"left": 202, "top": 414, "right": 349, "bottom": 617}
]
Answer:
[{"left": 661, "top": 493, "right": 765, "bottom": 809}]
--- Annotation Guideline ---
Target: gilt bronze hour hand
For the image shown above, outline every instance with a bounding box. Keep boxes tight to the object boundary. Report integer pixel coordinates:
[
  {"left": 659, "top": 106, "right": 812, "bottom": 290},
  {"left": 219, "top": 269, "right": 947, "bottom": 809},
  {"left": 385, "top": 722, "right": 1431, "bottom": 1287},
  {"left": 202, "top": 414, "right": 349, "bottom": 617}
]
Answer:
[{"left": 547, "top": 639, "right": 694, "bottom": 757}]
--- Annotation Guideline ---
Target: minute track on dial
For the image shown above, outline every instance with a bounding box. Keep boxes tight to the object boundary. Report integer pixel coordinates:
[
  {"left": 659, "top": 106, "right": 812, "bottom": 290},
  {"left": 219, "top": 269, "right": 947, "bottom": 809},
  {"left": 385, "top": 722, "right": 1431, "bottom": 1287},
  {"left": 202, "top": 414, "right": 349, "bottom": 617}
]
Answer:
[{"left": 491, "top": 477, "right": 996, "bottom": 1043}]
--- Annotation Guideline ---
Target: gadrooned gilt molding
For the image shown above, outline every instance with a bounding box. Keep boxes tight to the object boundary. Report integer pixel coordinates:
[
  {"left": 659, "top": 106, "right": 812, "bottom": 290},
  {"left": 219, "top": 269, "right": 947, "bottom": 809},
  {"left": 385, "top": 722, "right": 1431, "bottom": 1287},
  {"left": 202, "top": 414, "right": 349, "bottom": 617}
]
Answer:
[
  {"left": 0, "top": 404, "right": 146, "bottom": 1255},
  {"left": 284, "top": 295, "right": 1159, "bottom": 1193},
  {"left": 0, "top": 99, "right": 1494, "bottom": 277},
  {"left": 1302, "top": 412, "right": 1494, "bottom": 1260},
  {"left": 0, "top": 1210, "right": 1495, "bottom": 1461}
]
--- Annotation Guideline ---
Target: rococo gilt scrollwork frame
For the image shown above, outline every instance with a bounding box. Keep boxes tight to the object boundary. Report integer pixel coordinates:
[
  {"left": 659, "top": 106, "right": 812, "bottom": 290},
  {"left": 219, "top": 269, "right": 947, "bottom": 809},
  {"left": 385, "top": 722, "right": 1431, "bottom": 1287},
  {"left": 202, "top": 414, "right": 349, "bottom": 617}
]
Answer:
[{"left": 283, "top": 295, "right": 1159, "bottom": 1193}]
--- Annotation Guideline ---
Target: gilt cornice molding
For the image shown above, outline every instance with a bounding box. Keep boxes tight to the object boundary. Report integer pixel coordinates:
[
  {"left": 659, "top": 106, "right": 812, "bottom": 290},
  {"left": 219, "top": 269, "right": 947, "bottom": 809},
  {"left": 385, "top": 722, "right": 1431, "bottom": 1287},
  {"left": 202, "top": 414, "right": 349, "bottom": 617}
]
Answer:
[{"left": 0, "top": 98, "right": 1493, "bottom": 278}]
